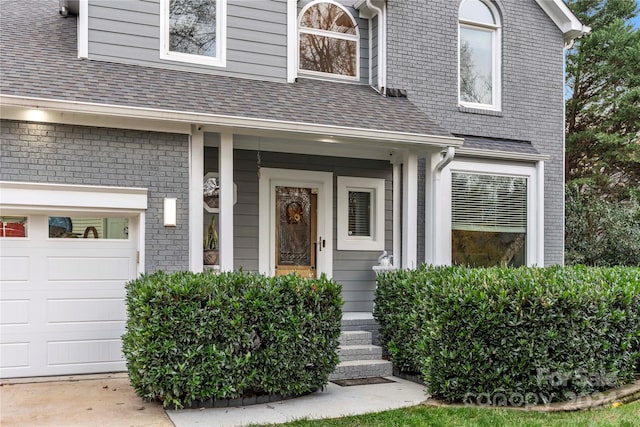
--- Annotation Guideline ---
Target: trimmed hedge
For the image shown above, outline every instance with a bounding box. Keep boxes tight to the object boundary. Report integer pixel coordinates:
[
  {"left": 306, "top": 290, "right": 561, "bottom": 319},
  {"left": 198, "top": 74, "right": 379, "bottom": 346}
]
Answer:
[
  {"left": 374, "top": 265, "right": 640, "bottom": 405},
  {"left": 122, "top": 271, "right": 342, "bottom": 408}
]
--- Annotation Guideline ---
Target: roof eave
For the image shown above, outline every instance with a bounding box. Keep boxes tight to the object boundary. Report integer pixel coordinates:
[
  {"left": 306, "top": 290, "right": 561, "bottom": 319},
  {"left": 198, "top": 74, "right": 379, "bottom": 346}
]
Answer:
[
  {"left": 0, "top": 94, "right": 463, "bottom": 149},
  {"left": 534, "top": 0, "right": 591, "bottom": 44}
]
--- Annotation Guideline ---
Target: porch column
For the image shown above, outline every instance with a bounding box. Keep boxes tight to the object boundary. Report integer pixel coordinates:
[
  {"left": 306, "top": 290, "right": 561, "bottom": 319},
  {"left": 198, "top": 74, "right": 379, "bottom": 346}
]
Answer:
[
  {"left": 218, "top": 132, "right": 234, "bottom": 271},
  {"left": 189, "top": 126, "right": 204, "bottom": 272},
  {"left": 402, "top": 151, "right": 418, "bottom": 268},
  {"left": 392, "top": 160, "right": 402, "bottom": 268}
]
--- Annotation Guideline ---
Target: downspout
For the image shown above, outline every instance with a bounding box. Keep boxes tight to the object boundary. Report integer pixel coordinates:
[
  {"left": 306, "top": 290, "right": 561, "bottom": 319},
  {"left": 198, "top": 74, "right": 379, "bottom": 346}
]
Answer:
[
  {"left": 435, "top": 146, "right": 455, "bottom": 173},
  {"left": 365, "top": 0, "right": 386, "bottom": 94},
  {"left": 430, "top": 147, "right": 455, "bottom": 264}
]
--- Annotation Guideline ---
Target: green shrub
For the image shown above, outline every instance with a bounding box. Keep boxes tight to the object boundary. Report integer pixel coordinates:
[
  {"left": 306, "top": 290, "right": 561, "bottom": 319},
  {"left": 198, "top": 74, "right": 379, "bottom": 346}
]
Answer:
[
  {"left": 374, "top": 265, "right": 640, "bottom": 405},
  {"left": 565, "top": 185, "right": 640, "bottom": 266},
  {"left": 122, "top": 271, "right": 342, "bottom": 408}
]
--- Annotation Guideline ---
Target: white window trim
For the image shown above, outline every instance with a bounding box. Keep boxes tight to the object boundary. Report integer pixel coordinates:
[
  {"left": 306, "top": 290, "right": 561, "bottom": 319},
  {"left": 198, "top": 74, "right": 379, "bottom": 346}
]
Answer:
[
  {"left": 337, "top": 176, "right": 385, "bottom": 251},
  {"left": 159, "top": 0, "right": 227, "bottom": 67},
  {"left": 297, "top": 0, "right": 360, "bottom": 81},
  {"left": 458, "top": 0, "right": 502, "bottom": 111},
  {"left": 438, "top": 160, "right": 542, "bottom": 267}
]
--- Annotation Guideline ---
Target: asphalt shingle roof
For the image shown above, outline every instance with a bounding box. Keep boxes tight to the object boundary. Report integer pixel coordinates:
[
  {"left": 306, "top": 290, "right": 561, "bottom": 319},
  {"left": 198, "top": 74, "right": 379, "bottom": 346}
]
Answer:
[
  {"left": 0, "top": 0, "right": 451, "bottom": 137},
  {"left": 457, "top": 135, "right": 542, "bottom": 156}
]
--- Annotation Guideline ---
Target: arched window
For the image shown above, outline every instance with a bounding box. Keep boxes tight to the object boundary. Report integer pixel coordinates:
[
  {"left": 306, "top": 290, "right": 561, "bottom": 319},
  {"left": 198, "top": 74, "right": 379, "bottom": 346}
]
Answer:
[
  {"left": 458, "top": 0, "right": 501, "bottom": 109},
  {"left": 298, "top": 1, "right": 359, "bottom": 79}
]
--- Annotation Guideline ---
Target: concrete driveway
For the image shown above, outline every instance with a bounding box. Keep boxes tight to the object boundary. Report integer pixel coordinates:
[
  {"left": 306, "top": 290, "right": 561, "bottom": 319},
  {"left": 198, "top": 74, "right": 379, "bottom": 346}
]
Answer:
[{"left": 0, "top": 373, "right": 173, "bottom": 427}]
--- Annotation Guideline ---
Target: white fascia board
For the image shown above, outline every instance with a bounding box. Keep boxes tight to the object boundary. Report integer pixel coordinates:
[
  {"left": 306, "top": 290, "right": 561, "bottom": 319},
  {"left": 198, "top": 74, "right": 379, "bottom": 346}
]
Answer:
[
  {"left": 0, "top": 95, "right": 464, "bottom": 149},
  {"left": 534, "top": 0, "right": 591, "bottom": 43},
  {"left": 0, "top": 181, "right": 148, "bottom": 211},
  {"left": 456, "top": 147, "right": 550, "bottom": 162}
]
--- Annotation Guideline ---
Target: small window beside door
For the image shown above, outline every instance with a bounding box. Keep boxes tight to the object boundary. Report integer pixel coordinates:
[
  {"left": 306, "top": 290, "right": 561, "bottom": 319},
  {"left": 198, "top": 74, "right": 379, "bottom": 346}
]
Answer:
[{"left": 337, "top": 176, "right": 385, "bottom": 251}]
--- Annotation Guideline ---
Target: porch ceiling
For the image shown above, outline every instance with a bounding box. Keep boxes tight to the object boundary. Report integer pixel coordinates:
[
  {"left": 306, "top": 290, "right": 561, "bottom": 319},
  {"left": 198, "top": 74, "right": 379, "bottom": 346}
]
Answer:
[{"left": 0, "top": 0, "right": 460, "bottom": 150}]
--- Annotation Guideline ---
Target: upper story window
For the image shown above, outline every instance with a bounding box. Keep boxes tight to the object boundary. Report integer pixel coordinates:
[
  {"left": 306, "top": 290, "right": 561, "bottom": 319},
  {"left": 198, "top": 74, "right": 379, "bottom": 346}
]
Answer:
[
  {"left": 298, "top": 1, "right": 359, "bottom": 80},
  {"left": 458, "top": 0, "right": 501, "bottom": 110},
  {"left": 160, "top": 0, "right": 226, "bottom": 67}
]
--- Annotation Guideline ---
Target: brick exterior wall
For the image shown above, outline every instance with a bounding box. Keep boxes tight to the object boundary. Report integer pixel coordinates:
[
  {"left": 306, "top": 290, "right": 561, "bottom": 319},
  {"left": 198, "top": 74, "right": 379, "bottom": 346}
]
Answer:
[
  {"left": 0, "top": 120, "right": 190, "bottom": 272},
  {"left": 386, "top": 0, "right": 566, "bottom": 265}
]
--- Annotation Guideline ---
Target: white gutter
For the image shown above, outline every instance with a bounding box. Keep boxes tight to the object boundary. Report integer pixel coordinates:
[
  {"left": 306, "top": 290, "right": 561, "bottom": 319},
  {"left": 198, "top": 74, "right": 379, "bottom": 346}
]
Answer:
[
  {"left": 356, "top": 0, "right": 386, "bottom": 93},
  {"left": 0, "top": 94, "right": 464, "bottom": 148}
]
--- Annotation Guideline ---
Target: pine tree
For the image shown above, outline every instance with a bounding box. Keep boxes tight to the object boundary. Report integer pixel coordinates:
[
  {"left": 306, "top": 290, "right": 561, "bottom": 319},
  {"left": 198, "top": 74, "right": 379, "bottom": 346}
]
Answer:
[{"left": 566, "top": 0, "right": 640, "bottom": 199}]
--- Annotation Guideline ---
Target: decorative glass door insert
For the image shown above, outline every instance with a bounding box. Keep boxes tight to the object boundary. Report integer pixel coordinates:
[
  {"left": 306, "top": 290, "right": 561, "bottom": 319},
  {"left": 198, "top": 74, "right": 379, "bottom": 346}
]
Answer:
[{"left": 275, "top": 186, "right": 316, "bottom": 278}]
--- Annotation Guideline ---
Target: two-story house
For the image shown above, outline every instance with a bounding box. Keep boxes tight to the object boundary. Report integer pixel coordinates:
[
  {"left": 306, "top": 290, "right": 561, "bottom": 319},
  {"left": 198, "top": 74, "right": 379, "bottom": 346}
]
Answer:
[{"left": 0, "top": 0, "right": 588, "bottom": 379}]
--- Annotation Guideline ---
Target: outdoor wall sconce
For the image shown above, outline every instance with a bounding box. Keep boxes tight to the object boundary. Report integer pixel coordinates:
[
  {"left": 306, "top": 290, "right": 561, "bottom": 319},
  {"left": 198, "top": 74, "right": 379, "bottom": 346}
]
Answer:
[{"left": 164, "top": 198, "right": 177, "bottom": 227}]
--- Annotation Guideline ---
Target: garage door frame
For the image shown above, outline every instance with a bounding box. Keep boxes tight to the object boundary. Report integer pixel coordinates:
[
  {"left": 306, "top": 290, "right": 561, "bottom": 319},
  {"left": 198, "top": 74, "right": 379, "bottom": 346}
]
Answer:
[{"left": 0, "top": 181, "right": 147, "bottom": 378}]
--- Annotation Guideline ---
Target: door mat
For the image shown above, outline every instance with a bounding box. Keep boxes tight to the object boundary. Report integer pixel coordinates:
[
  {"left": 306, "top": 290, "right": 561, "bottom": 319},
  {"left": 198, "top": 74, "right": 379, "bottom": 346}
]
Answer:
[{"left": 331, "top": 377, "right": 396, "bottom": 387}]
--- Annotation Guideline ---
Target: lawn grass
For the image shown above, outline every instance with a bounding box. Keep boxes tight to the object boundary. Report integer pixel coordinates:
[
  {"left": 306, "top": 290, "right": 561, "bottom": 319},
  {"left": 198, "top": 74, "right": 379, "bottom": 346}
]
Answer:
[{"left": 257, "top": 400, "right": 640, "bottom": 427}]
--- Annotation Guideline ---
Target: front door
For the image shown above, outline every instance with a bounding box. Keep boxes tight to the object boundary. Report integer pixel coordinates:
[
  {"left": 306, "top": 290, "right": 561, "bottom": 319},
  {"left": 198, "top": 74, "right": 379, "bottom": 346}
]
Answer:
[{"left": 274, "top": 186, "right": 317, "bottom": 278}]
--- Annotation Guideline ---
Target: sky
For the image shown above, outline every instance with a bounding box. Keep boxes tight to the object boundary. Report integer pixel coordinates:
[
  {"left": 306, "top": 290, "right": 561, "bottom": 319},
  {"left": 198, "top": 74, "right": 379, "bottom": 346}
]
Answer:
[{"left": 634, "top": 1, "right": 640, "bottom": 28}]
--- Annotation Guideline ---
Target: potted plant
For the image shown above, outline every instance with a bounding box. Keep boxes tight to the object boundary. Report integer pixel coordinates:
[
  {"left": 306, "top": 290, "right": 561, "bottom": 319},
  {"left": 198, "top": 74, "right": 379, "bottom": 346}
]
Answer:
[{"left": 203, "top": 215, "right": 219, "bottom": 265}]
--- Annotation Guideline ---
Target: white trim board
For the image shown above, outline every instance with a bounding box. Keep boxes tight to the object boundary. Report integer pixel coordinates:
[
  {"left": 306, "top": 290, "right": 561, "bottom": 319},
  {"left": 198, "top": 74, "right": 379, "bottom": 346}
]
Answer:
[{"left": 0, "top": 181, "right": 148, "bottom": 212}]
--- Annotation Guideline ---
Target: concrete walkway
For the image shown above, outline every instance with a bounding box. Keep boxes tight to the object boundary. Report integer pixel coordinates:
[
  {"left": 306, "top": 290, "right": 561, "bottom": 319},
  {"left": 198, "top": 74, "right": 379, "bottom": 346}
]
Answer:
[
  {"left": 167, "top": 377, "right": 427, "bottom": 427},
  {"left": 1, "top": 374, "right": 426, "bottom": 427}
]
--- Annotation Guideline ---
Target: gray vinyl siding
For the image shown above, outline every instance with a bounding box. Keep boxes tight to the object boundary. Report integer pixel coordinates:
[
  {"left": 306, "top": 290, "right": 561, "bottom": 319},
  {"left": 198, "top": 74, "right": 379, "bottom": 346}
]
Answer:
[
  {"left": 204, "top": 144, "right": 393, "bottom": 312},
  {"left": 88, "top": 0, "right": 288, "bottom": 81},
  {"left": 0, "top": 120, "right": 190, "bottom": 273},
  {"left": 297, "top": 0, "right": 370, "bottom": 85}
]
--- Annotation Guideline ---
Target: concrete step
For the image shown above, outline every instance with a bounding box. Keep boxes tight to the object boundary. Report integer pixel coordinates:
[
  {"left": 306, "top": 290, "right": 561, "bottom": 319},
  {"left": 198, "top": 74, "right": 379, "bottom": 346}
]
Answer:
[
  {"left": 338, "top": 345, "right": 383, "bottom": 362},
  {"left": 338, "top": 330, "right": 371, "bottom": 346},
  {"left": 329, "top": 359, "right": 393, "bottom": 381}
]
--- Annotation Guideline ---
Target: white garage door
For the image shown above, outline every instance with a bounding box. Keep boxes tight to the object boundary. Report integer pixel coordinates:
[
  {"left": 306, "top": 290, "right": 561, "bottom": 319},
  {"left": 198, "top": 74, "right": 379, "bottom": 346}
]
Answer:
[{"left": 1, "top": 214, "right": 138, "bottom": 378}]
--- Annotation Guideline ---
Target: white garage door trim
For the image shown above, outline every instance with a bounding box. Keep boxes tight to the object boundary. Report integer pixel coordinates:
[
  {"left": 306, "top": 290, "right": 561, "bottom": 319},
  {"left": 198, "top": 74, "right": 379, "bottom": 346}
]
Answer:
[
  {"left": 0, "top": 181, "right": 147, "bottom": 271},
  {"left": 0, "top": 181, "right": 147, "bottom": 379}
]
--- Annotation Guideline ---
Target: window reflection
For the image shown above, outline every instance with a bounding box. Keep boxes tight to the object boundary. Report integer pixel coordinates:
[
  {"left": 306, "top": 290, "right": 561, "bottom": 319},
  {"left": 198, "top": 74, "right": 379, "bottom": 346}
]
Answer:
[
  {"left": 49, "top": 217, "right": 129, "bottom": 239},
  {"left": 169, "top": 0, "right": 217, "bottom": 57},
  {"left": 299, "top": 2, "right": 358, "bottom": 77},
  {"left": 458, "top": 0, "right": 500, "bottom": 108}
]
